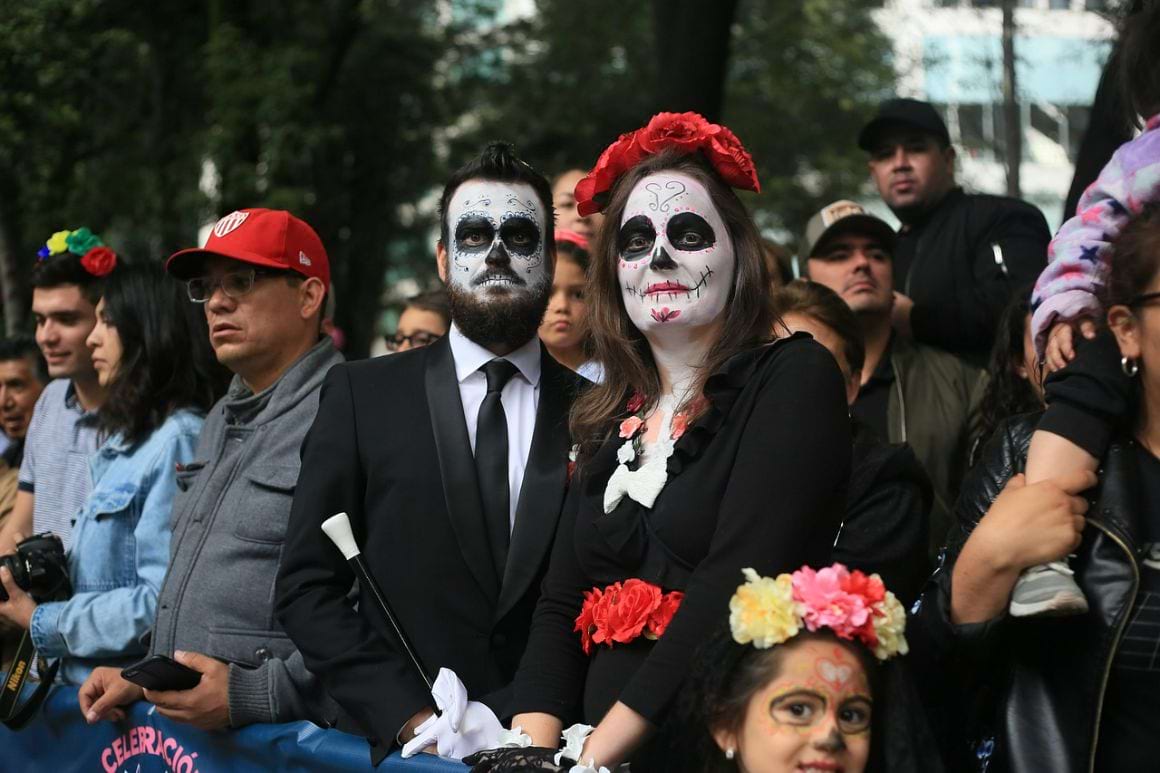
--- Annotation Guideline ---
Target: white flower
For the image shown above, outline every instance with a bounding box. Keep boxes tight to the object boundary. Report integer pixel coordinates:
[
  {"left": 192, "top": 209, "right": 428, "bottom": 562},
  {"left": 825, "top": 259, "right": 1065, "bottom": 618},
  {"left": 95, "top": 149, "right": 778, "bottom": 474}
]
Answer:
[
  {"left": 555, "top": 723, "right": 595, "bottom": 766},
  {"left": 497, "top": 725, "right": 532, "bottom": 748},
  {"left": 616, "top": 441, "right": 636, "bottom": 465}
]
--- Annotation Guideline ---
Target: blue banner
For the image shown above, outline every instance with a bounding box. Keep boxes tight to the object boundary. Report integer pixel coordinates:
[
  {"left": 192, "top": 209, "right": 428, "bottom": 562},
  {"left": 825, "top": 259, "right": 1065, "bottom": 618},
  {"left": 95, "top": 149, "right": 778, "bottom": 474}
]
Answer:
[{"left": 0, "top": 686, "right": 467, "bottom": 772}]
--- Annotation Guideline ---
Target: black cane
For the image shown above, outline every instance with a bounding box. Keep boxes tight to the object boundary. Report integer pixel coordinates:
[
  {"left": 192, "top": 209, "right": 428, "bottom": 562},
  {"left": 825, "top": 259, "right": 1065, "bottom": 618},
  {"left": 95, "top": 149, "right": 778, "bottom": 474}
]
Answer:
[{"left": 321, "top": 512, "right": 434, "bottom": 692}]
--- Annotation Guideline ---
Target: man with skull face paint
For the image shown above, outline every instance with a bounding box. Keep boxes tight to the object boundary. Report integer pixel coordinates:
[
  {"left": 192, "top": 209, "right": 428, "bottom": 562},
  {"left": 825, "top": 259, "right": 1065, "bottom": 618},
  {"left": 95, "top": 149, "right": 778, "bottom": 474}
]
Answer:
[
  {"left": 277, "top": 143, "right": 582, "bottom": 765},
  {"left": 466, "top": 114, "right": 851, "bottom": 773}
]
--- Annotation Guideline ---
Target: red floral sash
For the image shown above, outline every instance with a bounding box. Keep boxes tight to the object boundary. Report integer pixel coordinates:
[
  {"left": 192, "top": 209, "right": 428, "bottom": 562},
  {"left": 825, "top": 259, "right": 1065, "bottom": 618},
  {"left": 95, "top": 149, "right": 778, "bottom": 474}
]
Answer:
[{"left": 573, "top": 579, "right": 684, "bottom": 655}]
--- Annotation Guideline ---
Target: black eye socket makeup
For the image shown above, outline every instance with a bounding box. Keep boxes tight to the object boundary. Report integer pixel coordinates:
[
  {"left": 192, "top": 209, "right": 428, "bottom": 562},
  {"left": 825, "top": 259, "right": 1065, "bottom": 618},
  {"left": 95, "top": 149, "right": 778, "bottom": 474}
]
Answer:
[
  {"left": 499, "top": 216, "right": 542, "bottom": 256},
  {"left": 618, "top": 215, "right": 657, "bottom": 259},
  {"left": 666, "top": 212, "right": 716, "bottom": 252},
  {"left": 455, "top": 215, "right": 496, "bottom": 251}
]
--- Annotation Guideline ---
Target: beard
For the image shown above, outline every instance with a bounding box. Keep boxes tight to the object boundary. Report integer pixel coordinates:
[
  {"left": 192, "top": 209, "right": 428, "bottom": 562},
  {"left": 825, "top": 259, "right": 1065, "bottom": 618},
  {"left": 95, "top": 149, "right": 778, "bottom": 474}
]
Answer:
[{"left": 447, "top": 267, "right": 552, "bottom": 351}]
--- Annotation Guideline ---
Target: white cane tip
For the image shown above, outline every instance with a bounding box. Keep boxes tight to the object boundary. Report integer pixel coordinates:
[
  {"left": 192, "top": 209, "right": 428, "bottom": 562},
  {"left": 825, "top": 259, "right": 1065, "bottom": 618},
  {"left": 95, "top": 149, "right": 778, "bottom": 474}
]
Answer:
[{"left": 321, "top": 512, "right": 360, "bottom": 560}]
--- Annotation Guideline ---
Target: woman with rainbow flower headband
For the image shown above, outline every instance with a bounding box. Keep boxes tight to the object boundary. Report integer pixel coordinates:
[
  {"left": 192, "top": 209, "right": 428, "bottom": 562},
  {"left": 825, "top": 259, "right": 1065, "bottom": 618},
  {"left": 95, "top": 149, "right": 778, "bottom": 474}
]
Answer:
[
  {"left": 465, "top": 114, "right": 852, "bottom": 771},
  {"left": 681, "top": 563, "right": 926, "bottom": 773}
]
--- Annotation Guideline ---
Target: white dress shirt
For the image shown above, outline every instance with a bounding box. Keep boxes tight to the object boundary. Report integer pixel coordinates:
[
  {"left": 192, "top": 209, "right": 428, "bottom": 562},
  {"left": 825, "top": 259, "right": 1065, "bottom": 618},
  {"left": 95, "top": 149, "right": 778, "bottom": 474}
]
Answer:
[{"left": 448, "top": 323, "right": 541, "bottom": 531}]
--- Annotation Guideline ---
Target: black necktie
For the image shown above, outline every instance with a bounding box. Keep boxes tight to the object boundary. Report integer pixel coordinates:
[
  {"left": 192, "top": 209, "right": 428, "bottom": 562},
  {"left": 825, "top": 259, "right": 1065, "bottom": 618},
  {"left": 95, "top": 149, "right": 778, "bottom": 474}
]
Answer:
[{"left": 476, "top": 358, "right": 518, "bottom": 581}]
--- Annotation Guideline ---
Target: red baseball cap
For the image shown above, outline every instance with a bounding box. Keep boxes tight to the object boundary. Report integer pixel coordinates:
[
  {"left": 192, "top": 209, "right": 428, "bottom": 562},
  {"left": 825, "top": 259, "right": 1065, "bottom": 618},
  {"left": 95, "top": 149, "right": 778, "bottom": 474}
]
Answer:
[{"left": 166, "top": 208, "right": 330, "bottom": 290}]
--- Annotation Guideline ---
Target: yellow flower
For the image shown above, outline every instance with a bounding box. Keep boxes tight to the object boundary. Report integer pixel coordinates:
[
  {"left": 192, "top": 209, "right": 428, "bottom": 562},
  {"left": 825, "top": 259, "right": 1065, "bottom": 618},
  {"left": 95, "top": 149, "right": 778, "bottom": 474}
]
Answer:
[
  {"left": 729, "top": 568, "right": 800, "bottom": 649},
  {"left": 871, "top": 591, "right": 909, "bottom": 660},
  {"left": 45, "top": 230, "right": 71, "bottom": 255}
]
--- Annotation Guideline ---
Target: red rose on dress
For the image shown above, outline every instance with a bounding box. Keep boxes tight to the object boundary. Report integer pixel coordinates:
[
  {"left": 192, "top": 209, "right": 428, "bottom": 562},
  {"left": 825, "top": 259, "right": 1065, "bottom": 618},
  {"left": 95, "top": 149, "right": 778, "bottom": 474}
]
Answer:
[
  {"left": 80, "top": 246, "right": 117, "bottom": 277},
  {"left": 645, "top": 591, "right": 684, "bottom": 639},
  {"left": 625, "top": 391, "right": 646, "bottom": 414},
  {"left": 575, "top": 586, "right": 606, "bottom": 655},
  {"left": 605, "top": 579, "right": 663, "bottom": 644},
  {"left": 637, "top": 112, "right": 716, "bottom": 154},
  {"left": 589, "top": 582, "right": 619, "bottom": 648}
]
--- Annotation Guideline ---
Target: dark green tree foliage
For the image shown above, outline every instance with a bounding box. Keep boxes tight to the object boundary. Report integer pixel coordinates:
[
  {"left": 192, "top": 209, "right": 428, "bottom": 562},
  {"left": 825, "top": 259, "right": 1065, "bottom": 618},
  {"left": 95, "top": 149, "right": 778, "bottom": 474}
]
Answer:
[{"left": 0, "top": 0, "right": 443, "bottom": 357}]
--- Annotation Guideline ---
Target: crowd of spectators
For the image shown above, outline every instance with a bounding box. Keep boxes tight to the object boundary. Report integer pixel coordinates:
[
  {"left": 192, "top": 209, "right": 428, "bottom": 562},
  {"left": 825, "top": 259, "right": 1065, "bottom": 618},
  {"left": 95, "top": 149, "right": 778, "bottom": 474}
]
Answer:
[{"left": 0, "top": 6, "right": 1158, "bottom": 769}]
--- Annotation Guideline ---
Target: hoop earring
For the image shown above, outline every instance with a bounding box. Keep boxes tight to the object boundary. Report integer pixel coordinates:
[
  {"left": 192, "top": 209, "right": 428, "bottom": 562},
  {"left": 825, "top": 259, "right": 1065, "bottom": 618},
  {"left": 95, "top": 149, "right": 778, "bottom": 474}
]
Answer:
[
  {"left": 725, "top": 748, "right": 735, "bottom": 760},
  {"left": 1122, "top": 356, "right": 1140, "bottom": 378}
]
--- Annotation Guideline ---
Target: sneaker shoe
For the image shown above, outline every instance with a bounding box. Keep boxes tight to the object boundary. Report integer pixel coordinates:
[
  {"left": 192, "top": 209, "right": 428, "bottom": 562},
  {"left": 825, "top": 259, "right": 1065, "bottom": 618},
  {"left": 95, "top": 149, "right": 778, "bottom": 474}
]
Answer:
[{"left": 1009, "top": 561, "right": 1089, "bottom": 617}]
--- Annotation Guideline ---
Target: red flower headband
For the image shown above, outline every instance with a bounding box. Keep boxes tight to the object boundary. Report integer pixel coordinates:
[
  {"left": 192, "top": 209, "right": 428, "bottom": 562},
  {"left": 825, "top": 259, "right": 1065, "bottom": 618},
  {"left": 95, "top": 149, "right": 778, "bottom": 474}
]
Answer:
[{"left": 573, "top": 112, "right": 761, "bottom": 217}]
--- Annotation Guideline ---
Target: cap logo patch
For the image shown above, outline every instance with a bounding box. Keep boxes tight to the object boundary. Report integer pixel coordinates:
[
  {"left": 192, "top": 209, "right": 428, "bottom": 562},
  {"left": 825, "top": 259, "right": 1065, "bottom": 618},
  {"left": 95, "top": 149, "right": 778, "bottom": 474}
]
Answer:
[
  {"left": 298, "top": 251, "right": 312, "bottom": 267},
  {"left": 212, "top": 210, "right": 250, "bottom": 238},
  {"left": 821, "top": 201, "right": 865, "bottom": 227}
]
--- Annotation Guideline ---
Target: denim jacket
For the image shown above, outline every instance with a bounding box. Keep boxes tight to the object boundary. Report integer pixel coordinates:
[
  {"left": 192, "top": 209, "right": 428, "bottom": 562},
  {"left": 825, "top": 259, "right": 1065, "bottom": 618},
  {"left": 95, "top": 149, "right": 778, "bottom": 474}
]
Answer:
[{"left": 29, "top": 409, "right": 203, "bottom": 684}]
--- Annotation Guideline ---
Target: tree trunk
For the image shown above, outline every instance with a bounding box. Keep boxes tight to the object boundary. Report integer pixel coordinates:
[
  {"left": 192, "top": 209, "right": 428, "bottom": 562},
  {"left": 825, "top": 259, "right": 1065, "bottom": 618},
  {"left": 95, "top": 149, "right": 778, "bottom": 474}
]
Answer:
[
  {"left": 651, "top": 0, "right": 739, "bottom": 122},
  {"left": 0, "top": 191, "right": 26, "bottom": 336},
  {"left": 1001, "top": 0, "right": 1021, "bottom": 198}
]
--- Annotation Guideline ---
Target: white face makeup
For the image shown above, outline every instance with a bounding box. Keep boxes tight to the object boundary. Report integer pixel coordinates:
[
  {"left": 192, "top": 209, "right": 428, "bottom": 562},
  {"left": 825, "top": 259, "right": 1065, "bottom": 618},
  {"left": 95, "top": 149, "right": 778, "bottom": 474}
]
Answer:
[
  {"left": 446, "top": 180, "right": 550, "bottom": 301},
  {"left": 617, "top": 172, "right": 734, "bottom": 334}
]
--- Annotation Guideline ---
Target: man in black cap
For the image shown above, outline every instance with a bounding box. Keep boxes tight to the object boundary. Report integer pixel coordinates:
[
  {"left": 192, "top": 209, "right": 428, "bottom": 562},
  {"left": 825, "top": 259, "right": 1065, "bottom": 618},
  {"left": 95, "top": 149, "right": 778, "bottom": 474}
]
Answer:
[{"left": 859, "top": 97, "right": 1050, "bottom": 365}]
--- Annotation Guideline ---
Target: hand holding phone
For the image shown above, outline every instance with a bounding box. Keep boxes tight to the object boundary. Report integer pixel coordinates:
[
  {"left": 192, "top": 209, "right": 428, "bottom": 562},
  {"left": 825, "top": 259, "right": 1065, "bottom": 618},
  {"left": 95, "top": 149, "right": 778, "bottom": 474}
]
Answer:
[{"left": 121, "top": 654, "right": 202, "bottom": 692}]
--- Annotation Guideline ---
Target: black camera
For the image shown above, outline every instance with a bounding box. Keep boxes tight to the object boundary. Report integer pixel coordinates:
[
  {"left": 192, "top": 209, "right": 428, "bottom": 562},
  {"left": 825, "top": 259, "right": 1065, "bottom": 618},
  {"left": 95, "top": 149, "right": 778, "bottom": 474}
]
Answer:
[{"left": 0, "top": 533, "right": 68, "bottom": 603}]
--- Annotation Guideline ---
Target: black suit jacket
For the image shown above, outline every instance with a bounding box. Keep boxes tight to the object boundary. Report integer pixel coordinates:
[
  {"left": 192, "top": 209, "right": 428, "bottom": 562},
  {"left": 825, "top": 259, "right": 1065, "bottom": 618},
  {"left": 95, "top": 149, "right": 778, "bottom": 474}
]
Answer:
[{"left": 275, "top": 336, "right": 580, "bottom": 760}]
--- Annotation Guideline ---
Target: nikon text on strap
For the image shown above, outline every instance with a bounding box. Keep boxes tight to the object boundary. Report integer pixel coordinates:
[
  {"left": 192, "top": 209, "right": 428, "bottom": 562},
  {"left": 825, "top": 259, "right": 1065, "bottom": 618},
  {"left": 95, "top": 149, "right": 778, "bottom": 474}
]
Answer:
[{"left": 1, "top": 629, "right": 58, "bottom": 729}]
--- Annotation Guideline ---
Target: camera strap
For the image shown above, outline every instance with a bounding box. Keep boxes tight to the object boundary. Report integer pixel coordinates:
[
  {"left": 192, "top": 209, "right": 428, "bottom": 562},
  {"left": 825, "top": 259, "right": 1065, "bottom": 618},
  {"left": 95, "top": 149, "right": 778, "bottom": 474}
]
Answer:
[{"left": 0, "top": 629, "right": 58, "bottom": 729}]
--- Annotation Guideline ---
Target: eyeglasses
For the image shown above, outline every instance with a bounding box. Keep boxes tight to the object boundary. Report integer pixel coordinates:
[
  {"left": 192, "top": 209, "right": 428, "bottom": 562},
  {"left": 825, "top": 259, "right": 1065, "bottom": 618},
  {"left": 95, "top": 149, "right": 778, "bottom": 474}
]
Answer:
[
  {"left": 1130, "top": 291, "right": 1160, "bottom": 308},
  {"left": 385, "top": 331, "right": 442, "bottom": 351},
  {"left": 186, "top": 268, "right": 288, "bottom": 303}
]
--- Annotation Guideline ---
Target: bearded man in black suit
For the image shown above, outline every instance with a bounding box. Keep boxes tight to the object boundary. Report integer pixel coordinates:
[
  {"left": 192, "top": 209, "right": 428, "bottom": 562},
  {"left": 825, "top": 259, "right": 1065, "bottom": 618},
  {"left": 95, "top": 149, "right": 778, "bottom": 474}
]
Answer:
[{"left": 277, "top": 143, "right": 582, "bottom": 764}]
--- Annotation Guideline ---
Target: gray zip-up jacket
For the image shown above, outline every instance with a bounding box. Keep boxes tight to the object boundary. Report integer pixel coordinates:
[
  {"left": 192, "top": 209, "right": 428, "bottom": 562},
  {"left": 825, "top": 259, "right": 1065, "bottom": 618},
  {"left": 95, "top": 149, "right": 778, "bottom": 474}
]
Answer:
[{"left": 150, "top": 339, "right": 344, "bottom": 727}]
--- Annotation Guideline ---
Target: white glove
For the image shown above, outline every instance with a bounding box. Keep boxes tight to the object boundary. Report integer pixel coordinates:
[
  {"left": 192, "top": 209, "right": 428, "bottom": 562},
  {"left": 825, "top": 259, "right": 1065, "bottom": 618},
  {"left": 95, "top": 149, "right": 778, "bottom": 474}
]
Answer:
[{"left": 400, "top": 667, "right": 505, "bottom": 760}]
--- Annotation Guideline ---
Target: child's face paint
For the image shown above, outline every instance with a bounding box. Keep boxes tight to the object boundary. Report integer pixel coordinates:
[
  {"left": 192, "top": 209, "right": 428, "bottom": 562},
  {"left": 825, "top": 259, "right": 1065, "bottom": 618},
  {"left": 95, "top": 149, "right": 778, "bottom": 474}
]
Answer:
[{"left": 724, "top": 639, "right": 872, "bottom": 773}]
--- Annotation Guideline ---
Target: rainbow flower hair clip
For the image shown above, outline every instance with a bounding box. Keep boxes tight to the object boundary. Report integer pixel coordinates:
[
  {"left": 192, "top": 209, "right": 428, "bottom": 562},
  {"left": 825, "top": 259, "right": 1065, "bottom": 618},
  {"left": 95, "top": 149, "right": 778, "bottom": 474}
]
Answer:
[
  {"left": 37, "top": 227, "right": 117, "bottom": 277},
  {"left": 729, "top": 563, "right": 908, "bottom": 661}
]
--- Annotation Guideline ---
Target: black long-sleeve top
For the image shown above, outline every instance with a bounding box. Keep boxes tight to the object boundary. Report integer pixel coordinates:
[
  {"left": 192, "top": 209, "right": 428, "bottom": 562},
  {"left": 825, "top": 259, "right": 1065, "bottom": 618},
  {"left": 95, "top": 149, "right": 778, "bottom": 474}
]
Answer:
[{"left": 508, "top": 335, "right": 851, "bottom": 727}]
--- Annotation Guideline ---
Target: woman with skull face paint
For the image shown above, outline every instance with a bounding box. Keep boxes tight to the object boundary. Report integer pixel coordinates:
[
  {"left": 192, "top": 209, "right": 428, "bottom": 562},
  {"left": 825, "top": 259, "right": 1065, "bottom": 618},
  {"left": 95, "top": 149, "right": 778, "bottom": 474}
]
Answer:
[{"left": 466, "top": 114, "right": 853, "bottom": 772}]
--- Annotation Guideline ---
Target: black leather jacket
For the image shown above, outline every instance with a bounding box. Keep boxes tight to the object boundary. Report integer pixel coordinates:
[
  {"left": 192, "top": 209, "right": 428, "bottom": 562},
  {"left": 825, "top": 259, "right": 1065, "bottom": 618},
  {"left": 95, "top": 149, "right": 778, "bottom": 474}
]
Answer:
[{"left": 911, "top": 414, "right": 1142, "bottom": 773}]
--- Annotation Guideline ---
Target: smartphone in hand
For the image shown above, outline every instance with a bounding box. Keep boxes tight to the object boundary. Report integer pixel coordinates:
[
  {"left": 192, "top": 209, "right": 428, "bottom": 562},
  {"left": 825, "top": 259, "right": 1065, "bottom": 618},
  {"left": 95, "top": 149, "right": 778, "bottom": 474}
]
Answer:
[{"left": 121, "top": 654, "right": 202, "bottom": 691}]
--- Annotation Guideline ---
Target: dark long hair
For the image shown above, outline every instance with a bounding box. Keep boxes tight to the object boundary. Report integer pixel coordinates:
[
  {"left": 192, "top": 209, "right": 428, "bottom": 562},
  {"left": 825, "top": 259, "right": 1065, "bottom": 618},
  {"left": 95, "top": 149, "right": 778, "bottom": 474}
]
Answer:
[
  {"left": 973, "top": 288, "right": 1043, "bottom": 459},
  {"left": 96, "top": 263, "right": 224, "bottom": 446},
  {"left": 570, "top": 149, "right": 774, "bottom": 448},
  {"left": 1117, "top": 0, "right": 1160, "bottom": 124}
]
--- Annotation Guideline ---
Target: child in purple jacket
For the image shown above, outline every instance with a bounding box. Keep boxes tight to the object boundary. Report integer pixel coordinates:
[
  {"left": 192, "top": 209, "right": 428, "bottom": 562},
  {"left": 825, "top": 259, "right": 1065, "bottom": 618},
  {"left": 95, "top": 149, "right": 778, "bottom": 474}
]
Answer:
[{"left": 1012, "top": 8, "right": 1160, "bottom": 617}]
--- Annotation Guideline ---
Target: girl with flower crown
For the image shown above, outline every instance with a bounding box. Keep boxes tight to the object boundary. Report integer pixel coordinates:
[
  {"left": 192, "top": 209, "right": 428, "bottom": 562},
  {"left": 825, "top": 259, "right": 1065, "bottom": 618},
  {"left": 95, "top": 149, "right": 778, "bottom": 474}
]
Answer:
[
  {"left": 680, "top": 564, "right": 932, "bottom": 773},
  {"left": 465, "top": 114, "right": 852, "bottom": 772}
]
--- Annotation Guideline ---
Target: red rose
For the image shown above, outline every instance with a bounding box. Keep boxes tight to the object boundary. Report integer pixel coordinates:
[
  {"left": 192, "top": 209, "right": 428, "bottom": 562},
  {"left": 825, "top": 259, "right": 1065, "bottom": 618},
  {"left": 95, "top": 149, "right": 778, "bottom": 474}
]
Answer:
[
  {"left": 637, "top": 112, "right": 716, "bottom": 155},
  {"left": 646, "top": 591, "right": 684, "bottom": 639},
  {"left": 625, "top": 391, "right": 646, "bottom": 414},
  {"left": 707, "top": 129, "right": 761, "bottom": 194},
  {"left": 575, "top": 587, "right": 606, "bottom": 655},
  {"left": 576, "top": 131, "right": 646, "bottom": 217},
  {"left": 605, "top": 579, "right": 663, "bottom": 644},
  {"left": 841, "top": 570, "right": 885, "bottom": 605},
  {"left": 589, "top": 582, "right": 619, "bottom": 648},
  {"left": 80, "top": 246, "right": 117, "bottom": 277}
]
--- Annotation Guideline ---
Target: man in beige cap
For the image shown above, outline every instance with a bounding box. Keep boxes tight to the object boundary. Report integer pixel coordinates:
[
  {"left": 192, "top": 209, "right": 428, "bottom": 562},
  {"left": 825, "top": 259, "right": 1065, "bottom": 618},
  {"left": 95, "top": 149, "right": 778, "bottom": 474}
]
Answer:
[{"left": 799, "top": 200, "right": 986, "bottom": 557}]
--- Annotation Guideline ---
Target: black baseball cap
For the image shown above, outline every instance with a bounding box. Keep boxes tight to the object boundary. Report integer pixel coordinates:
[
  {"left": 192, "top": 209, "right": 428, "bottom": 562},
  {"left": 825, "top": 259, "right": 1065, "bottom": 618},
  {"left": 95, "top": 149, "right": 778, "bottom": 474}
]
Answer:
[{"left": 858, "top": 98, "right": 951, "bottom": 152}]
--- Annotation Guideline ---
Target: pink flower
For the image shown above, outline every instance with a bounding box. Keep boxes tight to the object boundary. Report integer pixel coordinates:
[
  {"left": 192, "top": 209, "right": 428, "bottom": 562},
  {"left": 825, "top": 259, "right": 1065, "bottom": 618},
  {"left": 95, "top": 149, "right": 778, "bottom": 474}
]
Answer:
[
  {"left": 671, "top": 412, "right": 689, "bottom": 440},
  {"left": 619, "top": 415, "right": 644, "bottom": 439},
  {"left": 791, "top": 565, "right": 874, "bottom": 643}
]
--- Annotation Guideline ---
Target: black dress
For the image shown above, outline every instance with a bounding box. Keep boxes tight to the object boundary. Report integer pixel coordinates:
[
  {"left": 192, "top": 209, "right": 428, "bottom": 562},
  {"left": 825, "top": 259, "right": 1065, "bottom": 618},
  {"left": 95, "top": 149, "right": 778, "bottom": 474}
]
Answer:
[{"left": 508, "top": 335, "right": 851, "bottom": 761}]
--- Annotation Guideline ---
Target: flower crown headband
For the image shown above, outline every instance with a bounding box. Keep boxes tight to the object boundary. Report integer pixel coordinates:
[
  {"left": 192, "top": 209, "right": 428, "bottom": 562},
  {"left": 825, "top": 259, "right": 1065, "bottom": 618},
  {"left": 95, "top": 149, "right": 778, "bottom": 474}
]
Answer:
[
  {"left": 729, "top": 563, "right": 908, "bottom": 661},
  {"left": 573, "top": 111, "right": 761, "bottom": 218},
  {"left": 37, "top": 227, "right": 118, "bottom": 277}
]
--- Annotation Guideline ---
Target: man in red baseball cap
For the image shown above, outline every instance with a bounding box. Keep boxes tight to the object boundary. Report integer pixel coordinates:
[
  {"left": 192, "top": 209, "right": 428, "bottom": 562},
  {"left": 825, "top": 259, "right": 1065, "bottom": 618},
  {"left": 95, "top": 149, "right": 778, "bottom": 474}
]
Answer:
[{"left": 79, "top": 208, "right": 344, "bottom": 733}]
